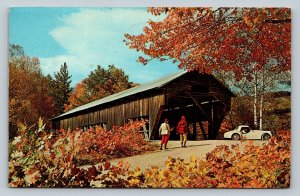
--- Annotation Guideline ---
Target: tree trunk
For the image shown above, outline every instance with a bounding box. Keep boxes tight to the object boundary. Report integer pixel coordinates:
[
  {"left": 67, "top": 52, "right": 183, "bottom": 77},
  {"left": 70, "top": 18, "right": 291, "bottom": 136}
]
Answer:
[
  {"left": 259, "top": 93, "right": 264, "bottom": 130},
  {"left": 259, "top": 71, "right": 265, "bottom": 130},
  {"left": 254, "top": 71, "right": 258, "bottom": 129}
]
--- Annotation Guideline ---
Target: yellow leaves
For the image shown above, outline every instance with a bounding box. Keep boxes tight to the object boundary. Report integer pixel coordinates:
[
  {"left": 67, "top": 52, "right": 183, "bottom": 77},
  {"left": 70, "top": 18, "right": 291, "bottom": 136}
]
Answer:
[
  {"left": 261, "top": 168, "right": 270, "bottom": 179},
  {"left": 190, "top": 155, "right": 197, "bottom": 163},
  {"left": 116, "top": 160, "right": 125, "bottom": 169},
  {"left": 9, "top": 176, "right": 25, "bottom": 187},
  {"left": 157, "top": 170, "right": 166, "bottom": 180},
  {"left": 63, "top": 168, "right": 71, "bottom": 179},
  {"left": 124, "top": 162, "right": 130, "bottom": 171},
  {"left": 24, "top": 168, "right": 40, "bottom": 185},
  {"left": 187, "top": 155, "right": 197, "bottom": 169},
  {"left": 108, "top": 171, "right": 117, "bottom": 180},
  {"left": 127, "top": 167, "right": 141, "bottom": 177},
  {"left": 9, "top": 161, "right": 16, "bottom": 174},
  {"left": 197, "top": 163, "right": 207, "bottom": 176},
  {"left": 151, "top": 165, "right": 159, "bottom": 172},
  {"left": 128, "top": 178, "right": 141, "bottom": 186},
  {"left": 12, "top": 136, "right": 22, "bottom": 145},
  {"left": 144, "top": 168, "right": 153, "bottom": 178},
  {"left": 17, "top": 121, "right": 27, "bottom": 135},
  {"left": 242, "top": 14, "right": 252, "bottom": 27},
  {"left": 243, "top": 14, "right": 263, "bottom": 31},
  {"left": 253, "top": 17, "right": 259, "bottom": 25},
  {"left": 10, "top": 151, "right": 24, "bottom": 159},
  {"left": 163, "top": 170, "right": 169, "bottom": 178},
  {"left": 9, "top": 116, "right": 291, "bottom": 188},
  {"left": 37, "top": 117, "right": 44, "bottom": 132},
  {"left": 164, "top": 160, "right": 171, "bottom": 167},
  {"left": 131, "top": 167, "right": 142, "bottom": 177}
]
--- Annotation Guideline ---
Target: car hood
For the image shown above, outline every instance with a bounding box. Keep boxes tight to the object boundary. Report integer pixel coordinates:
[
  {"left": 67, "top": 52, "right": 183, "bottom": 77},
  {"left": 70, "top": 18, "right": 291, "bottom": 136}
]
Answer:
[
  {"left": 224, "top": 130, "right": 239, "bottom": 135},
  {"left": 252, "top": 129, "right": 272, "bottom": 133}
]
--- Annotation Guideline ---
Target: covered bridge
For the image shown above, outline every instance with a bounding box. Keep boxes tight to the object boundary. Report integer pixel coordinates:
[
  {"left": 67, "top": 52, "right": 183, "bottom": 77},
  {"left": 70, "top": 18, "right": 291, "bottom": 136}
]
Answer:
[{"left": 51, "top": 71, "right": 234, "bottom": 140}]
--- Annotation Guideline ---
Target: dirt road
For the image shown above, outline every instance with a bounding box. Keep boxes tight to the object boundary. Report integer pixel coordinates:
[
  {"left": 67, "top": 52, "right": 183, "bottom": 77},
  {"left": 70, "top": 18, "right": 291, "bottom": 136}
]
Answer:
[{"left": 110, "top": 140, "right": 267, "bottom": 170}]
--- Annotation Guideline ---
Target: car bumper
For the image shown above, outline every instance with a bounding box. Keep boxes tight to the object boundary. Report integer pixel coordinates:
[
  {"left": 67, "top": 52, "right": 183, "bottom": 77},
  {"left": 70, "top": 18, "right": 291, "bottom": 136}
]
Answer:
[{"left": 223, "top": 133, "right": 231, "bottom": 139}]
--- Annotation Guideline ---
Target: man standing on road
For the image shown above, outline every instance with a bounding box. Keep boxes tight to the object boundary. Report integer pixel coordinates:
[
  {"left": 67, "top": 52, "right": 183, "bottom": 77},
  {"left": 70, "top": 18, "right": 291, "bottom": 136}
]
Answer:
[
  {"left": 159, "top": 118, "right": 171, "bottom": 150},
  {"left": 177, "top": 115, "right": 188, "bottom": 148}
]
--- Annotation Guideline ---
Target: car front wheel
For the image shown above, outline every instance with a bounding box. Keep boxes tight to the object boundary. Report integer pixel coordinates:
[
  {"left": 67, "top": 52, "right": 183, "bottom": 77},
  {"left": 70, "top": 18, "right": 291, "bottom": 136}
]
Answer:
[
  {"left": 231, "top": 133, "right": 240, "bottom": 141},
  {"left": 262, "top": 134, "right": 271, "bottom": 141}
]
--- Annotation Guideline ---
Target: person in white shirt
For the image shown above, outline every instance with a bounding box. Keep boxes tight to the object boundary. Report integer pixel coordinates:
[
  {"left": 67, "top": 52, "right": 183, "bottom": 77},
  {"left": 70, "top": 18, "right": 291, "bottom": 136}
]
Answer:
[{"left": 159, "top": 118, "right": 170, "bottom": 150}]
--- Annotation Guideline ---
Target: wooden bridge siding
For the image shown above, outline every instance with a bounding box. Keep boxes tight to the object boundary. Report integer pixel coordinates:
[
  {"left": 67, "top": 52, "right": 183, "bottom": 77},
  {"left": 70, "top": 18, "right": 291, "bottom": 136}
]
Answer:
[
  {"left": 148, "top": 95, "right": 165, "bottom": 136},
  {"left": 56, "top": 94, "right": 165, "bottom": 131},
  {"left": 54, "top": 73, "right": 232, "bottom": 134}
]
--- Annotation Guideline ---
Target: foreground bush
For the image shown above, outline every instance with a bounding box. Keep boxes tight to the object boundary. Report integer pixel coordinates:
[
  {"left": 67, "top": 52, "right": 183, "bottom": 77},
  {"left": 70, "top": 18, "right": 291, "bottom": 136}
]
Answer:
[
  {"left": 138, "top": 131, "right": 290, "bottom": 188},
  {"left": 73, "top": 122, "right": 155, "bottom": 165},
  {"left": 9, "top": 119, "right": 154, "bottom": 187},
  {"left": 9, "top": 119, "right": 290, "bottom": 188}
]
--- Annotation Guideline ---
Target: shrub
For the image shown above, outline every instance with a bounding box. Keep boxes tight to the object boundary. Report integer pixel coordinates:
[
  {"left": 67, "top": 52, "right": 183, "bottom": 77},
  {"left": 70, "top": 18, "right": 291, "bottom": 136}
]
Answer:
[
  {"left": 130, "top": 131, "right": 291, "bottom": 188},
  {"left": 9, "top": 118, "right": 290, "bottom": 188},
  {"left": 73, "top": 122, "right": 154, "bottom": 165},
  {"left": 9, "top": 119, "right": 154, "bottom": 187}
]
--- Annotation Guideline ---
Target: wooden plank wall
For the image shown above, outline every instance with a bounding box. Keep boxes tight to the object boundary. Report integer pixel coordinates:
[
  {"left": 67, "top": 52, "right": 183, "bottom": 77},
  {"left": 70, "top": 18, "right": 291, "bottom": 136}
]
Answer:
[
  {"left": 54, "top": 94, "right": 165, "bottom": 131},
  {"left": 149, "top": 95, "right": 165, "bottom": 134}
]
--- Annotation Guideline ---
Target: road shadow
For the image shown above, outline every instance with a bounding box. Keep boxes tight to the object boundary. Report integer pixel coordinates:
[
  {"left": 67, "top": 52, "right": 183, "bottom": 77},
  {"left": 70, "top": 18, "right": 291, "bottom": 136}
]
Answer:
[{"left": 163, "top": 143, "right": 212, "bottom": 150}]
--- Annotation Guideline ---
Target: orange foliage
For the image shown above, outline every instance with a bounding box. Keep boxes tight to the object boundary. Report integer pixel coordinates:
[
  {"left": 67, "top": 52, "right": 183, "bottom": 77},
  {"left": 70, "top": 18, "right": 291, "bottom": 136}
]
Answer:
[
  {"left": 9, "top": 120, "right": 155, "bottom": 187},
  {"left": 125, "top": 8, "right": 291, "bottom": 79},
  {"left": 9, "top": 118, "right": 290, "bottom": 188},
  {"left": 9, "top": 54, "right": 56, "bottom": 134},
  {"left": 64, "top": 82, "right": 90, "bottom": 112},
  {"left": 64, "top": 65, "right": 133, "bottom": 112}
]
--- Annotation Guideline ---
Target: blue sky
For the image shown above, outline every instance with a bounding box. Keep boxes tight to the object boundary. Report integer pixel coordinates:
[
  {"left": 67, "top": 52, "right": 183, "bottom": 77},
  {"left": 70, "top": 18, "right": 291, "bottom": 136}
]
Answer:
[{"left": 9, "top": 7, "right": 180, "bottom": 86}]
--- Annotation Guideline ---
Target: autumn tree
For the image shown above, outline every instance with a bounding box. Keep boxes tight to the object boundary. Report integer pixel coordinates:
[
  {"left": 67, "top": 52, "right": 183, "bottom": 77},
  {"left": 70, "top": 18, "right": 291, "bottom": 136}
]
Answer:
[
  {"left": 125, "top": 8, "right": 291, "bottom": 129},
  {"left": 9, "top": 44, "right": 56, "bottom": 138},
  {"left": 49, "top": 62, "right": 73, "bottom": 113},
  {"left": 215, "top": 62, "right": 291, "bottom": 130},
  {"left": 84, "top": 65, "right": 132, "bottom": 99},
  {"left": 65, "top": 65, "right": 134, "bottom": 111},
  {"left": 64, "top": 82, "right": 90, "bottom": 111}
]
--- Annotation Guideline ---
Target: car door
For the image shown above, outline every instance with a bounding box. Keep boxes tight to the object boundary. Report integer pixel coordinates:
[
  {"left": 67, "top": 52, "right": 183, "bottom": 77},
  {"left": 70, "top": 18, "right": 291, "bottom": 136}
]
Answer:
[
  {"left": 250, "top": 130, "right": 265, "bottom": 139},
  {"left": 245, "top": 130, "right": 258, "bottom": 139},
  {"left": 240, "top": 127, "right": 255, "bottom": 139}
]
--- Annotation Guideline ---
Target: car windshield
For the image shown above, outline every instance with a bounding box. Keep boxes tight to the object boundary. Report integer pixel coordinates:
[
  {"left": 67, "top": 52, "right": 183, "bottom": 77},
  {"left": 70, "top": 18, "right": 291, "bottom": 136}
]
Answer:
[
  {"left": 240, "top": 126, "right": 251, "bottom": 134},
  {"left": 235, "top": 126, "right": 251, "bottom": 130},
  {"left": 235, "top": 126, "right": 241, "bottom": 130}
]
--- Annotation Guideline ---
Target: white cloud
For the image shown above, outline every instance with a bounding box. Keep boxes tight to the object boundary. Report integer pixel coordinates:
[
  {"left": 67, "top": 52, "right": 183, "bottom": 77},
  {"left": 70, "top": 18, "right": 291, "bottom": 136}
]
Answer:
[
  {"left": 40, "top": 55, "right": 96, "bottom": 85},
  {"left": 40, "top": 8, "right": 178, "bottom": 86}
]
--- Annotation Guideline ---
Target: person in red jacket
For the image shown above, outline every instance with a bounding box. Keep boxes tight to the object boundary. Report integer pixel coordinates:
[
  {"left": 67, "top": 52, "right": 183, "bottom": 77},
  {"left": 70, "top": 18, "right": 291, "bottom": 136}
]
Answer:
[{"left": 177, "top": 115, "right": 188, "bottom": 148}]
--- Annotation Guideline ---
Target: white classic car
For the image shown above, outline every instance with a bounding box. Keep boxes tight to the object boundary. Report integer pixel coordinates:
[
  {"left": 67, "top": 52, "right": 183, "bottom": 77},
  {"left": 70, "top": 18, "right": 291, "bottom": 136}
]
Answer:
[{"left": 223, "top": 125, "right": 272, "bottom": 140}]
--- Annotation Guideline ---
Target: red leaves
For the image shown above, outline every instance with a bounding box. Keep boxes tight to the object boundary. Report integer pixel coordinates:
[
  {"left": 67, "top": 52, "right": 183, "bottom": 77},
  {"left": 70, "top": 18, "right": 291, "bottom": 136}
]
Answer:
[
  {"left": 70, "top": 165, "right": 80, "bottom": 176},
  {"left": 69, "top": 120, "right": 154, "bottom": 165},
  {"left": 87, "top": 166, "right": 98, "bottom": 179},
  {"left": 125, "top": 7, "right": 291, "bottom": 81},
  {"left": 9, "top": 119, "right": 155, "bottom": 188},
  {"left": 9, "top": 116, "right": 290, "bottom": 188},
  {"left": 138, "top": 56, "right": 148, "bottom": 65},
  {"left": 104, "top": 161, "right": 111, "bottom": 170},
  {"left": 50, "top": 153, "right": 56, "bottom": 160},
  {"left": 204, "top": 67, "right": 212, "bottom": 75}
]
